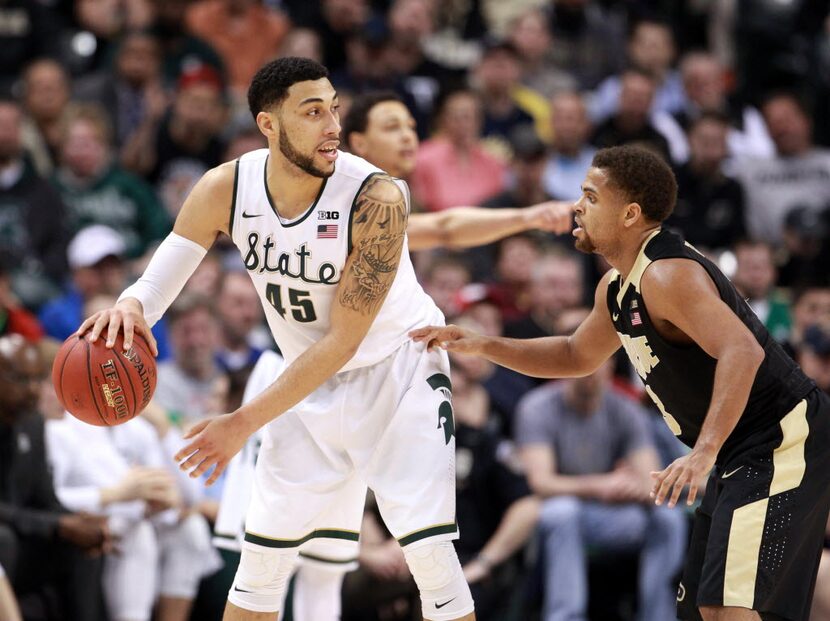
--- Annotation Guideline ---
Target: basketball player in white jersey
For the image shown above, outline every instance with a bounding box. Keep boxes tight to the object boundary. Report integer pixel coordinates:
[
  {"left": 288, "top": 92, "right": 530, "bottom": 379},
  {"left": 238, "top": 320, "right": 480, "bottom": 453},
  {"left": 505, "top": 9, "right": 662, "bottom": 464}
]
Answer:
[{"left": 79, "top": 57, "right": 477, "bottom": 621}]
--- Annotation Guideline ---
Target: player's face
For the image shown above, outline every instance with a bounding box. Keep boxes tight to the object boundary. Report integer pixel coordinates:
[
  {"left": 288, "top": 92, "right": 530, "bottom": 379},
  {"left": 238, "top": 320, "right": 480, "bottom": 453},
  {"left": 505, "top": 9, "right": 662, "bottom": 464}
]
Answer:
[
  {"left": 573, "top": 167, "right": 625, "bottom": 255},
  {"left": 356, "top": 101, "right": 418, "bottom": 178},
  {"left": 272, "top": 78, "right": 341, "bottom": 178}
]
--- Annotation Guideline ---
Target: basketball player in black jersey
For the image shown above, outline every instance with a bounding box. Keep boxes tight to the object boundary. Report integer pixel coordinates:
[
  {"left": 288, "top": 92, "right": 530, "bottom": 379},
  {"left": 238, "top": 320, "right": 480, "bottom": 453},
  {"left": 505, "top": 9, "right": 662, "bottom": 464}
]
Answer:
[{"left": 411, "top": 145, "right": 830, "bottom": 621}]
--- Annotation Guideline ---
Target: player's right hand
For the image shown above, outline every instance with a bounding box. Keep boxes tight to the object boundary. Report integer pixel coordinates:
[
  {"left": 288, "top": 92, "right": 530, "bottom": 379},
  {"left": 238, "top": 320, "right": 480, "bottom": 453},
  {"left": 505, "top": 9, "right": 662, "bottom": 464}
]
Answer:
[
  {"left": 409, "top": 324, "right": 486, "bottom": 355},
  {"left": 76, "top": 297, "right": 158, "bottom": 356}
]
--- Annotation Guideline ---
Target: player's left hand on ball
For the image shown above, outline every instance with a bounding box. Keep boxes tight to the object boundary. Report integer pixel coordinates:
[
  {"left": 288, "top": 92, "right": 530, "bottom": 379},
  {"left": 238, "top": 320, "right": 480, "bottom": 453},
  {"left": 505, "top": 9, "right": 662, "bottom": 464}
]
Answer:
[
  {"left": 525, "top": 200, "right": 574, "bottom": 235},
  {"left": 174, "top": 413, "right": 251, "bottom": 486},
  {"left": 650, "top": 448, "right": 716, "bottom": 508}
]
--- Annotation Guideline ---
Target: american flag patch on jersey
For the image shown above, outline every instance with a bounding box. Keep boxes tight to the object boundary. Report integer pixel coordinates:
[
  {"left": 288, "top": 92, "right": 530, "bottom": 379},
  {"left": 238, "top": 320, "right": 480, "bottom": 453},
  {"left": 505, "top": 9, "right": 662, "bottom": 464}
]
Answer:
[
  {"left": 631, "top": 311, "right": 642, "bottom": 326},
  {"left": 317, "top": 224, "right": 338, "bottom": 239}
]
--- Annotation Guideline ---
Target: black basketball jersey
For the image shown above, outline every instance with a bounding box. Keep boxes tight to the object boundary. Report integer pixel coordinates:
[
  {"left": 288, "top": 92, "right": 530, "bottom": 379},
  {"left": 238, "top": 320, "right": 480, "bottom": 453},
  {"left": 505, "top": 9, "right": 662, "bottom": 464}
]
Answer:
[{"left": 607, "top": 229, "right": 815, "bottom": 459}]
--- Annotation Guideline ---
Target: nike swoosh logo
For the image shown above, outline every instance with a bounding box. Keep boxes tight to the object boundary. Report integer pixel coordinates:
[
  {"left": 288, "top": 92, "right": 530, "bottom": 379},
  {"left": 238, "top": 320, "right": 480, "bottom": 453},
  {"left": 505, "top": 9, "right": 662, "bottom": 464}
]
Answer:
[
  {"left": 242, "top": 212, "right": 262, "bottom": 218},
  {"left": 722, "top": 465, "right": 744, "bottom": 479},
  {"left": 436, "top": 598, "right": 456, "bottom": 609},
  {"left": 233, "top": 586, "right": 253, "bottom": 593},
  {"left": 612, "top": 312, "right": 619, "bottom": 321}
]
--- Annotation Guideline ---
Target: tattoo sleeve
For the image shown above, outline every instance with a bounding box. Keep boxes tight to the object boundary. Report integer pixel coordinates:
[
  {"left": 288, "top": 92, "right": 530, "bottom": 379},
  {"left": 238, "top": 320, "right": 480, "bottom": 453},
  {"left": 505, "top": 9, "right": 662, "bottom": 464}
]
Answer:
[{"left": 340, "top": 175, "right": 408, "bottom": 316}]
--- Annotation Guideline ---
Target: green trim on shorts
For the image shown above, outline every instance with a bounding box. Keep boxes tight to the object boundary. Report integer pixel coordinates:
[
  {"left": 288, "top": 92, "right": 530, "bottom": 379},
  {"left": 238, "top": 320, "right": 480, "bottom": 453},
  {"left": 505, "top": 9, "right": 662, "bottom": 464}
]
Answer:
[
  {"left": 299, "top": 551, "right": 359, "bottom": 565},
  {"left": 244, "top": 528, "right": 360, "bottom": 549},
  {"left": 397, "top": 521, "right": 458, "bottom": 547}
]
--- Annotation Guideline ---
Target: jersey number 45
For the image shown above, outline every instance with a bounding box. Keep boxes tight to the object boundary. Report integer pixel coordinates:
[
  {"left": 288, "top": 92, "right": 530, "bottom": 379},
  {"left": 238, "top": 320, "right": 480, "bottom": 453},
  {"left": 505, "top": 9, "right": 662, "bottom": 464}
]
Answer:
[{"left": 266, "top": 284, "right": 317, "bottom": 323}]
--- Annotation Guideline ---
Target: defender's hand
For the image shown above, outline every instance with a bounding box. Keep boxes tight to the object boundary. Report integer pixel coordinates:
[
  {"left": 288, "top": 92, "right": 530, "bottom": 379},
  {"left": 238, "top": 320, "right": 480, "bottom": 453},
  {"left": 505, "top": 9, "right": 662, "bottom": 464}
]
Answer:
[
  {"left": 409, "top": 324, "right": 487, "bottom": 355},
  {"left": 524, "top": 201, "right": 574, "bottom": 235},
  {"left": 76, "top": 297, "right": 158, "bottom": 355}
]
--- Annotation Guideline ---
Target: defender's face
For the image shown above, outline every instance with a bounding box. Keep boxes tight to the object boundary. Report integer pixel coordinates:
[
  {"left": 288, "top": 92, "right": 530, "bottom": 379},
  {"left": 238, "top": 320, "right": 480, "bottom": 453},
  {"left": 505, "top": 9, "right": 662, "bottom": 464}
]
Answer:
[
  {"left": 358, "top": 101, "right": 418, "bottom": 178},
  {"left": 272, "top": 78, "right": 341, "bottom": 176},
  {"left": 573, "top": 167, "right": 624, "bottom": 255}
]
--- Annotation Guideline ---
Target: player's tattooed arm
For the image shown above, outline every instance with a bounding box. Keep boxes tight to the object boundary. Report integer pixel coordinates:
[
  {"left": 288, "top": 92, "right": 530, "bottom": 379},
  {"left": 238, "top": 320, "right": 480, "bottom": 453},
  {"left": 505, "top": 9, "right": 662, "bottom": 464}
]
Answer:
[{"left": 340, "top": 175, "right": 408, "bottom": 316}]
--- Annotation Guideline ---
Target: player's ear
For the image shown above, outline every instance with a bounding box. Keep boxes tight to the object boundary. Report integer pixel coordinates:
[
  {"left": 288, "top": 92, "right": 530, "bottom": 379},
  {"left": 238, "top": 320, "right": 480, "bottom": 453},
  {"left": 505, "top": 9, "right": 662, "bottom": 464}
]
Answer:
[
  {"left": 622, "top": 202, "right": 643, "bottom": 229},
  {"left": 255, "top": 109, "right": 278, "bottom": 141}
]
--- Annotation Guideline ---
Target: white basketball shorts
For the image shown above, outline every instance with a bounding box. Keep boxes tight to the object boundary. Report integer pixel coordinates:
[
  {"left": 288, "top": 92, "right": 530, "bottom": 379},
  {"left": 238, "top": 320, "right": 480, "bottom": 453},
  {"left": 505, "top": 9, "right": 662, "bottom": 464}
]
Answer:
[{"left": 242, "top": 338, "right": 458, "bottom": 561}]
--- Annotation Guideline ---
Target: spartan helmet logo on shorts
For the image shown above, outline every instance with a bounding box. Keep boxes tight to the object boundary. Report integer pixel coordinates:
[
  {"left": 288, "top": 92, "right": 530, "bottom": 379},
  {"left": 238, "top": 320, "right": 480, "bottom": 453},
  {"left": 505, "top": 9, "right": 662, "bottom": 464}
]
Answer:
[{"left": 427, "top": 373, "right": 455, "bottom": 445}]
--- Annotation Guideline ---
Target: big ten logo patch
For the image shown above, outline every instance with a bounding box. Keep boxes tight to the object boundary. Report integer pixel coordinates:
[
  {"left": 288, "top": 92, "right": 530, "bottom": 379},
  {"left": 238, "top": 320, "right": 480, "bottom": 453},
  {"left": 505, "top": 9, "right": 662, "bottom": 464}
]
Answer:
[
  {"left": 427, "top": 373, "right": 454, "bottom": 445},
  {"left": 317, "top": 210, "right": 339, "bottom": 220}
]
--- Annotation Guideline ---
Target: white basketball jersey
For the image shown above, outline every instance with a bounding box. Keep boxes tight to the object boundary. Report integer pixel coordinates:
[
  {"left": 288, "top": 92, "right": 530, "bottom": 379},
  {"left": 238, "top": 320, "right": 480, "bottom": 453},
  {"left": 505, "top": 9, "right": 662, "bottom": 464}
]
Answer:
[{"left": 230, "top": 149, "right": 443, "bottom": 372}]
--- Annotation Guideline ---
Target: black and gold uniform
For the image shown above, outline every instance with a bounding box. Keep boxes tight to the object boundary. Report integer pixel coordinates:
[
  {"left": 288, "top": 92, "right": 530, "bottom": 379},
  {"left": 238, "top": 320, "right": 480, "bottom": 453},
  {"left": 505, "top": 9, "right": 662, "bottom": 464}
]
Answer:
[{"left": 607, "top": 229, "right": 830, "bottom": 621}]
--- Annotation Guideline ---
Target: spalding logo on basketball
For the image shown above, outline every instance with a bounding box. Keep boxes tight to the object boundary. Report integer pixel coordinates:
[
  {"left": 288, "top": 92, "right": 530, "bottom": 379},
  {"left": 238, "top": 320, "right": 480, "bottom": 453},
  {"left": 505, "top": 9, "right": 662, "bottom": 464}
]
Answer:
[{"left": 52, "top": 333, "right": 158, "bottom": 427}]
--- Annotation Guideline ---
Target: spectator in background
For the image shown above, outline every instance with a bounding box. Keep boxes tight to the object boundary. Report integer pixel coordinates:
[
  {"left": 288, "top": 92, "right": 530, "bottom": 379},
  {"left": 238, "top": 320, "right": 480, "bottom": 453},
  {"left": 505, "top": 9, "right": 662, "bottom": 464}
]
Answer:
[
  {"left": 38, "top": 225, "right": 171, "bottom": 356},
  {"left": 450, "top": 360, "right": 540, "bottom": 620},
  {"left": 450, "top": 318, "right": 535, "bottom": 434},
  {"left": 42, "top": 370, "right": 221, "bottom": 621},
  {"left": 798, "top": 324, "right": 830, "bottom": 394},
  {"left": 734, "top": 92, "right": 830, "bottom": 245},
  {"left": 0, "top": 1, "right": 63, "bottom": 96},
  {"left": 546, "top": 0, "right": 626, "bottom": 91},
  {"left": 508, "top": 8, "right": 577, "bottom": 100},
  {"left": 731, "top": 240, "right": 792, "bottom": 343},
  {"left": 122, "top": 64, "right": 227, "bottom": 219},
  {"left": 590, "top": 18, "right": 686, "bottom": 124},
  {"left": 489, "top": 233, "right": 542, "bottom": 322},
  {"left": 74, "top": 29, "right": 167, "bottom": 150},
  {"left": 668, "top": 112, "right": 746, "bottom": 252},
  {"left": 504, "top": 249, "right": 585, "bottom": 340},
  {"left": 542, "top": 92, "right": 596, "bottom": 202},
  {"left": 384, "top": 0, "right": 451, "bottom": 137},
  {"left": 279, "top": 27, "right": 324, "bottom": 64},
  {"left": 187, "top": 0, "right": 290, "bottom": 104},
  {"left": 149, "top": 0, "right": 226, "bottom": 88},
  {"left": 472, "top": 40, "right": 550, "bottom": 146},
  {"left": 485, "top": 126, "right": 551, "bottom": 209},
  {"left": 297, "top": 0, "right": 372, "bottom": 75},
  {"left": 224, "top": 126, "right": 267, "bottom": 161},
  {"left": 0, "top": 335, "right": 110, "bottom": 621},
  {"left": 0, "top": 265, "right": 43, "bottom": 342},
  {"left": 654, "top": 52, "right": 774, "bottom": 164},
  {"left": 420, "top": 256, "right": 471, "bottom": 320},
  {"left": 154, "top": 292, "right": 225, "bottom": 429},
  {"left": 0, "top": 98, "right": 69, "bottom": 307},
  {"left": 778, "top": 207, "right": 830, "bottom": 287},
  {"left": 516, "top": 351, "right": 687, "bottom": 621},
  {"left": 784, "top": 284, "right": 830, "bottom": 358},
  {"left": 19, "top": 58, "right": 72, "bottom": 177},
  {"left": 216, "top": 270, "right": 264, "bottom": 373},
  {"left": 52, "top": 104, "right": 171, "bottom": 258},
  {"left": 411, "top": 89, "right": 507, "bottom": 212},
  {"left": 591, "top": 69, "right": 672, "bottom": 163}
]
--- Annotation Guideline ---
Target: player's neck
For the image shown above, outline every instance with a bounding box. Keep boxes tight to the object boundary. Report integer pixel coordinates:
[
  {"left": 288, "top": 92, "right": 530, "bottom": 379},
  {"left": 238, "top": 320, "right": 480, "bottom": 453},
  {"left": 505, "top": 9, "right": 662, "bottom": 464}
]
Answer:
[
  {"left": 606, "top": 226, "right": 661, "bottom": 281},
  {"left": 265, "top": 150, "right": 327, "bottom": 220}
]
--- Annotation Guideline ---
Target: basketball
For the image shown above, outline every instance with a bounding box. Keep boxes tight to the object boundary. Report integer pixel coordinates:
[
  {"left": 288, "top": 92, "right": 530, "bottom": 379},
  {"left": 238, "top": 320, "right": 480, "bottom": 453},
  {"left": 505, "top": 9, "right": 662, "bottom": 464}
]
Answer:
[{"left": 51, "top": 332, "right": 158, "bottom": 427}]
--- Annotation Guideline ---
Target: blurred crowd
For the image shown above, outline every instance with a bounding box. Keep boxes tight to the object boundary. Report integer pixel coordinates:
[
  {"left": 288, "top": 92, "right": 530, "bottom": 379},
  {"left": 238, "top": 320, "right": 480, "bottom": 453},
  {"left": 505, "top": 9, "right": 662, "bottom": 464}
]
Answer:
[{"left": 1, "top": 0, "right": 830, "bottom": 620}]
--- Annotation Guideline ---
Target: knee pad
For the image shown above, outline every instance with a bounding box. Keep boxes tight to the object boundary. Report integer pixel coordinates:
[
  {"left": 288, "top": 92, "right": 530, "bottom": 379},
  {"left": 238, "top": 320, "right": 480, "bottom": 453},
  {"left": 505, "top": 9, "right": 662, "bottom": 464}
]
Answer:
[
  {"left": 227, "top": 544, "right": 299, "bottom": 613},
  {"left": 402, "top": 541, "right": 475, "bottom": 621}
]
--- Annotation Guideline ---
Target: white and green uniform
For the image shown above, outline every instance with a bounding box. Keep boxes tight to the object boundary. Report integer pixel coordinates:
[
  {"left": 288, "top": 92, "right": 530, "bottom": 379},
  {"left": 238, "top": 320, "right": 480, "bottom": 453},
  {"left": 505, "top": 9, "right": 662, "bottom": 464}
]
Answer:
[{"left": 227, "top": 149, "right": 458, "bottom": 562}]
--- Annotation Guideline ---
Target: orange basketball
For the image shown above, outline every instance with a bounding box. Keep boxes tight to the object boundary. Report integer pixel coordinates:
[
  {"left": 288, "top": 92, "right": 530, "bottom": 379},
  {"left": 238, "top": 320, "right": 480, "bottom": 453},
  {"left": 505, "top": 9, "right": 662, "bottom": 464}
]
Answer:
[{"left": 52, "top": 333, "right": 158, "bottom": 426}]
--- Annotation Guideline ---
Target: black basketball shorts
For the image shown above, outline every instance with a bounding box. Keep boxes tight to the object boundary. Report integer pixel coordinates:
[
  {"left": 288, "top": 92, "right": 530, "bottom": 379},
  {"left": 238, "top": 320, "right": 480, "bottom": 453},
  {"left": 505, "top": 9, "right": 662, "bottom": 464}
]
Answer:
[{"left": 677, "top": 389, "right": 830, "bottom": 621}]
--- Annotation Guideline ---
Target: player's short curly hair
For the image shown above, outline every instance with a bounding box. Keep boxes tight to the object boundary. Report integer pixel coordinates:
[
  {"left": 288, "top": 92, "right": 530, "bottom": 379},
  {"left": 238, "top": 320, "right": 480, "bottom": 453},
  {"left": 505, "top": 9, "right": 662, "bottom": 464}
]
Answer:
[
  {"left": 247, "top": 57, "right": 329, "bottom": 119},
  {"left": 592, "top": 145, "right": 677, "bottom": 223}
]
